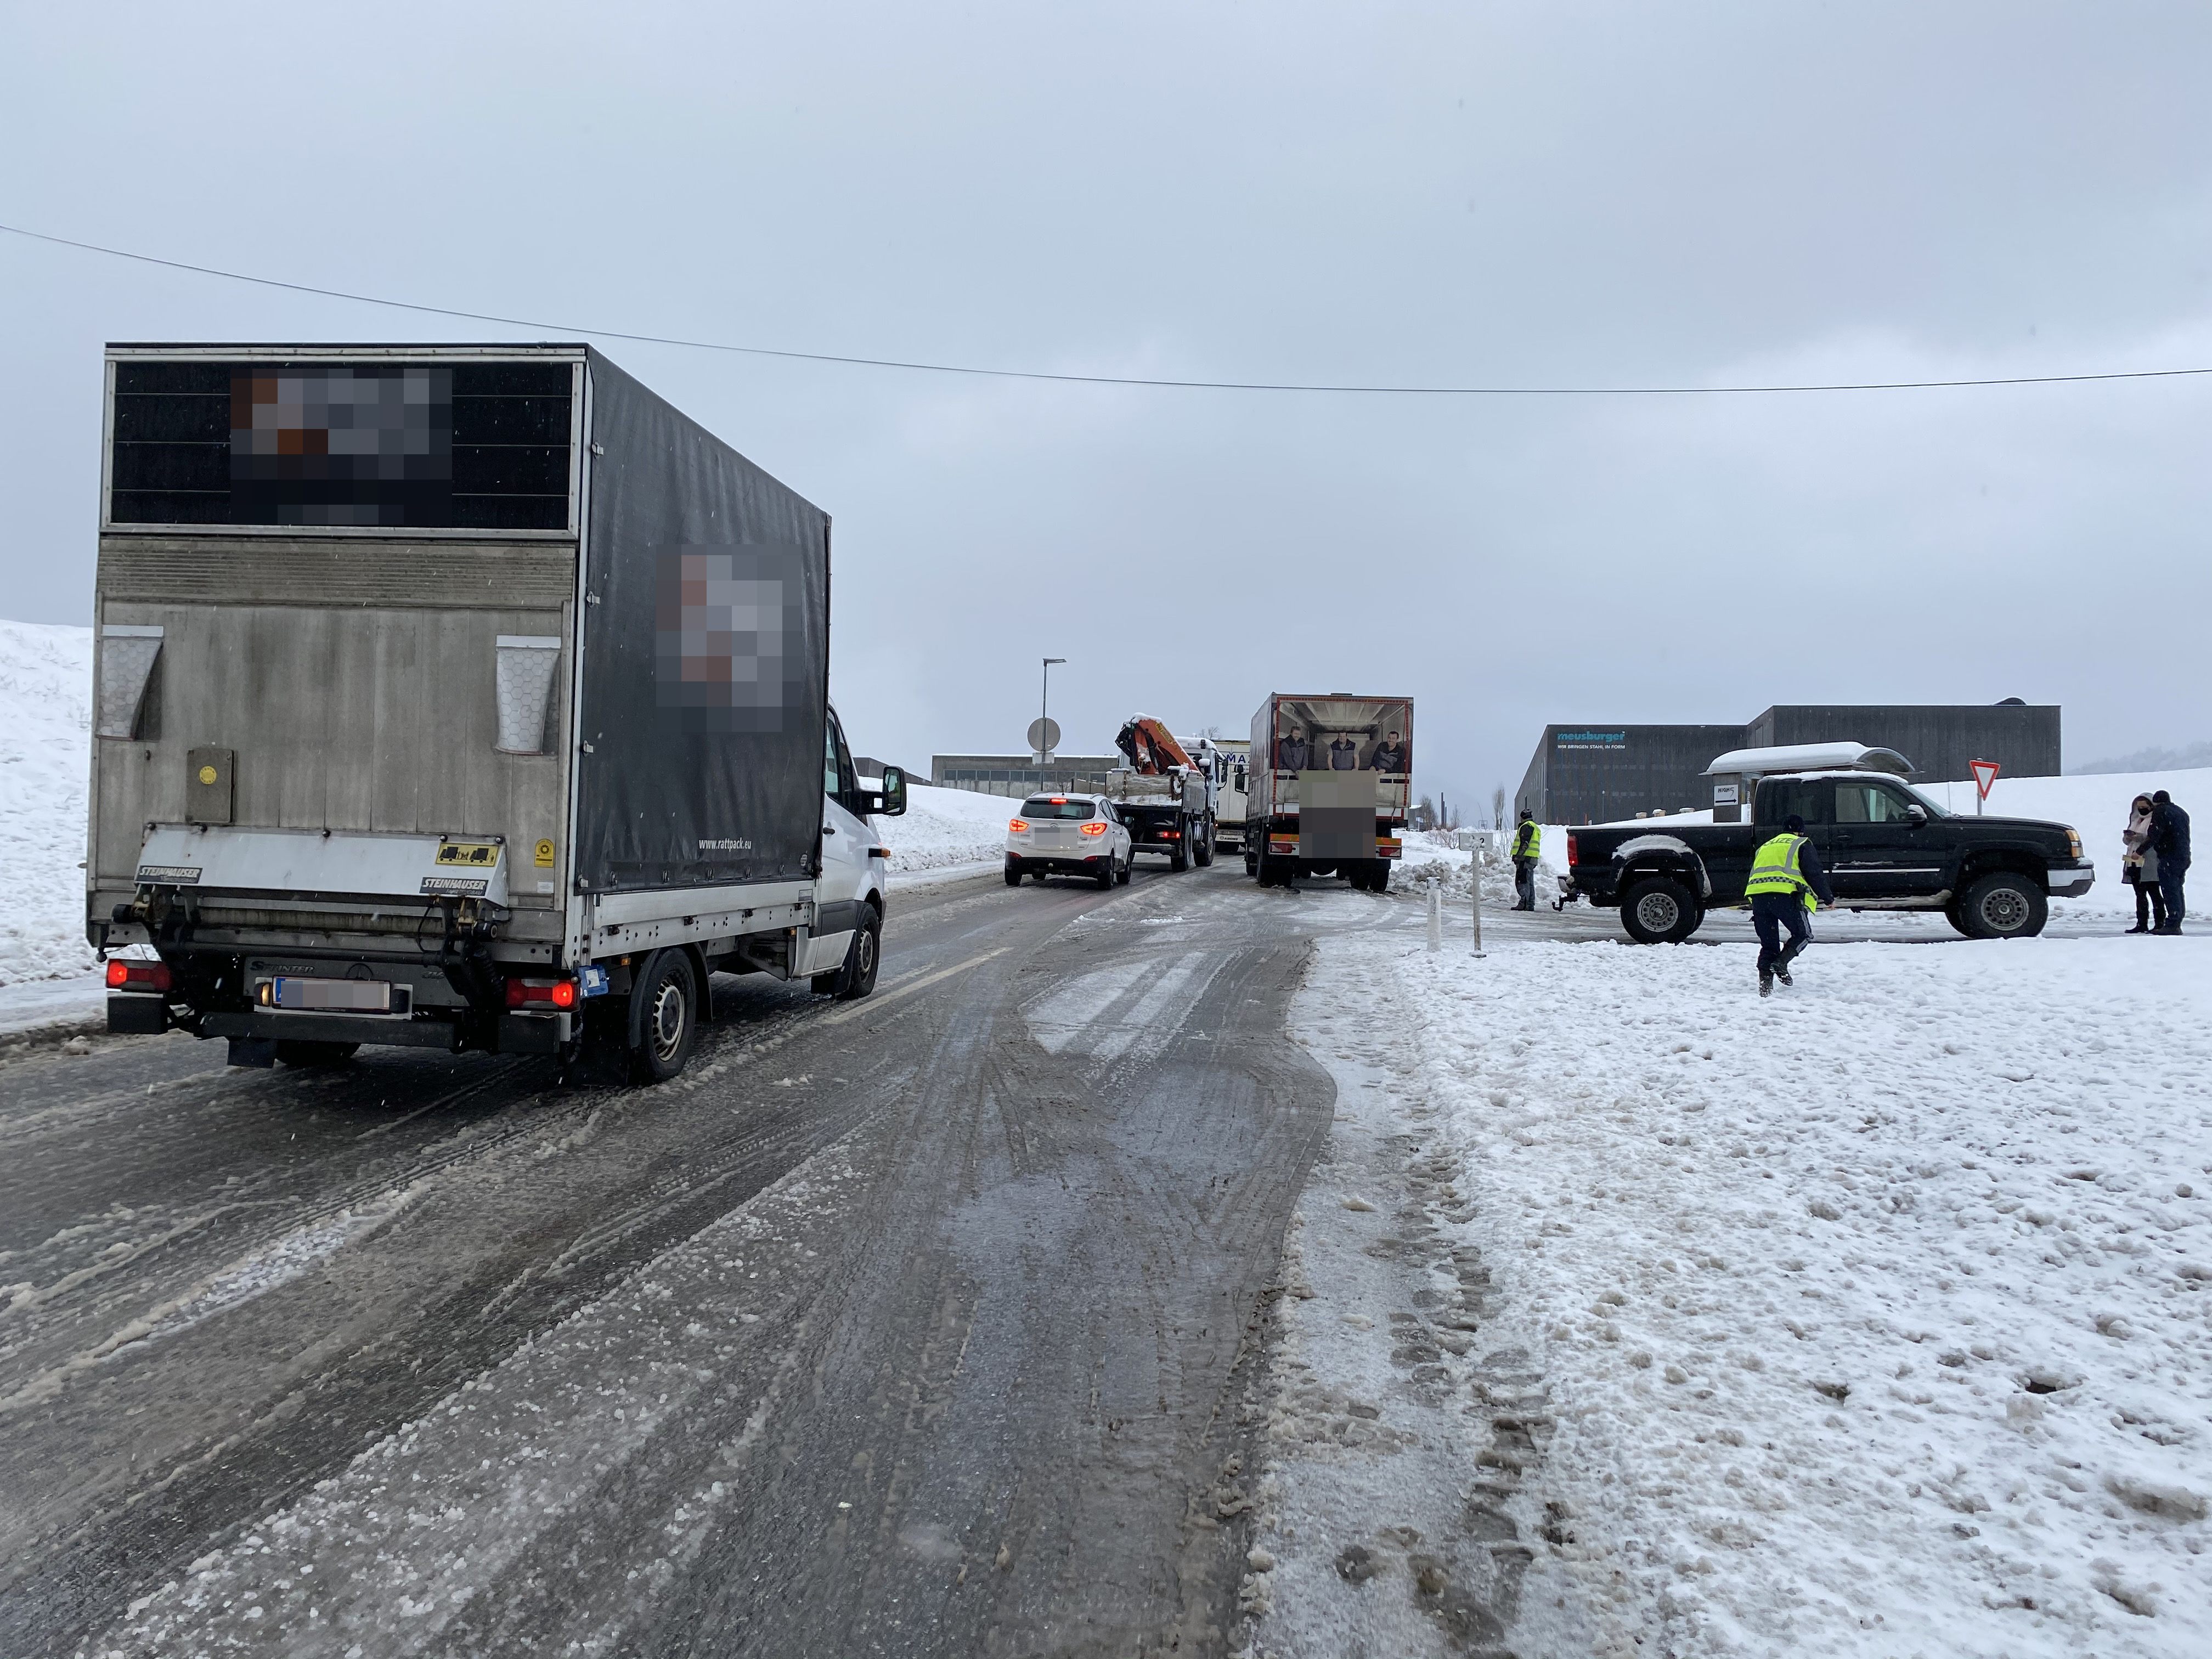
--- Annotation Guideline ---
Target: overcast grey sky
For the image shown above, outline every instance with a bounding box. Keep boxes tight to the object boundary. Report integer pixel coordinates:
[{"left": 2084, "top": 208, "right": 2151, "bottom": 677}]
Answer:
[{"left": 4, "top": 1, "right": 2209, "bottom": 812}]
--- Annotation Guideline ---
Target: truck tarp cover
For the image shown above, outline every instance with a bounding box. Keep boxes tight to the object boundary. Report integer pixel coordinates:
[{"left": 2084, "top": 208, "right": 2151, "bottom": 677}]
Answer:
[{"left": 575, "top": 352, "right": 830, "bottom": 894}]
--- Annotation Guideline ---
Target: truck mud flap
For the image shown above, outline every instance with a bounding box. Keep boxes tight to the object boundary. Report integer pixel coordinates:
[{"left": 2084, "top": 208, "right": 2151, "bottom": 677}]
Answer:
[
  {"left": 496, "top": 1013, "right": 568, "bottom": 1055},
  {"left": 106, "top": 995, "right": 170, "bottom": 1036}
]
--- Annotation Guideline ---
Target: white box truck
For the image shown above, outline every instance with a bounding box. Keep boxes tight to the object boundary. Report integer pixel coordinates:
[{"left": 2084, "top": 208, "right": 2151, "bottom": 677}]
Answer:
[
  {"left": 1244, "top": 692, "right": 1412, "bottom": 891},
  {"left": 89, "top": 343, "right": 905, "bottom": 1082}
]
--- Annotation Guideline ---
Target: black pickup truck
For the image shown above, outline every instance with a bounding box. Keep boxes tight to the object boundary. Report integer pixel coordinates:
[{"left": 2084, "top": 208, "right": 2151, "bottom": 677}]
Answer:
[{"left": 1564, "top": 770, "right": 2094, "bottom": 943}]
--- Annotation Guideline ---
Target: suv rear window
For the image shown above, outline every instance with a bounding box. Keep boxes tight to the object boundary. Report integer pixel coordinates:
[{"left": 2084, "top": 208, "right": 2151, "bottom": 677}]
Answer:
[{"left": 1021, "top": 797, "right": 1095, "bottom": 820}]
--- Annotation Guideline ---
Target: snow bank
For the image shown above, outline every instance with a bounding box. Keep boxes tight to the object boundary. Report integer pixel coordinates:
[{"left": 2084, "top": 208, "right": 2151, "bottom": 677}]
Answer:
[
  {"left": 0, "top": 620, "right": 94, "bottom": 986},
  {"left": 868, "top": 781, "right": 1014, "bottom": 875},
  {"left": 1334, "top": 929, "right": 2212, "bottom": 1655}
]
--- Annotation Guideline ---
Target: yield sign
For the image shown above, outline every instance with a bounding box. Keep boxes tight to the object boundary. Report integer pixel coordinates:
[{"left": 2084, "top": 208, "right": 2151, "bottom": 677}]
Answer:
[{"left": 1970, "top": 759, "right": 2002, "bottom": 800}]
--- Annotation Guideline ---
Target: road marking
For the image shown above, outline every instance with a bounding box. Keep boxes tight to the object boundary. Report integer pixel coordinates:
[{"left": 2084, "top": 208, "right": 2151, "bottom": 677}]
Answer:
[{"left": 822, "top": 947, "right": 1009, "bottom": 1025}]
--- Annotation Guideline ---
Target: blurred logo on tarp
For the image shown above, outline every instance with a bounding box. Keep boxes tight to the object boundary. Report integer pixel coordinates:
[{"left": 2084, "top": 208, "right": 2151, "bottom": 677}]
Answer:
[
  {"left": 230, "top": 365, "right": 451, "bottom": 527},
  {"left": 654, "top": 546, "right": 807, "bottom": 731}
]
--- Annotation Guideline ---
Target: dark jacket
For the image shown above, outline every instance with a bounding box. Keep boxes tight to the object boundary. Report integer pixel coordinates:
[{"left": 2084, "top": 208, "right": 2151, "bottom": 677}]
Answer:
[
  {"left": 2150, "top": 800, "right": 2192, "bottom": 869},
  {"left": 1750, "top": 834, "right": 1835, "bottom": 907},
  {"left": 1367, "top": 742, "right": 1406, "bottom": 772},
  {"left": 1276, "top": 736, "right": 1310, "bottom": 771},
  {"left": 1327, "top": 739, "right": 1358, "bottom": 770}
]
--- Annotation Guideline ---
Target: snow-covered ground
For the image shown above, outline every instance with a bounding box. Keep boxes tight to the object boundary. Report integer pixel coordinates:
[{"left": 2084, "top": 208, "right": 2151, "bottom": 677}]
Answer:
[
  {"left": 0, "top": 619, "right": 95, "bottom": 990},
  {"left": 1257, "top": 925, "right": 2212, "bottom": 1657}
]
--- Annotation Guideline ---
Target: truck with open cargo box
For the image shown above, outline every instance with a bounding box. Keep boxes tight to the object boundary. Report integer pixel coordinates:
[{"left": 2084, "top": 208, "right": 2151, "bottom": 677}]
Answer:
[
  {"left": 1244, "top": 693, "right": 1412, "bottom": 890},
  {"left": 88, "top": 342, "right": 905, "bottom": 1082}
]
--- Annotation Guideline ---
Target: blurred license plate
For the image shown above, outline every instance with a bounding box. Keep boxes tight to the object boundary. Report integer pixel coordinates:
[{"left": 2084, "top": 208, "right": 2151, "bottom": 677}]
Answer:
[{"left": 270, "top": 977, "right": 402, "bottom": 1013}]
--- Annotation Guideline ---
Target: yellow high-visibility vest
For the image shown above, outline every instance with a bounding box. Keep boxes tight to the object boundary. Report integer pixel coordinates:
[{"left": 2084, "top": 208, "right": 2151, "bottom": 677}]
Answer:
[
  {"left": 1746, "top": 833, "right": 1813, "bottom": 904},
  {"left": 1513, "top": 821, "right": 1541, "bottom": 859}
]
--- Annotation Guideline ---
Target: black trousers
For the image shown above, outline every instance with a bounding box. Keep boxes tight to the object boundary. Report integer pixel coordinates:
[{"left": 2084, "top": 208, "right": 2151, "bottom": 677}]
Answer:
[
  {"left": 2160, "top": 863, "right": 2188, "bottom": 929},
  {"left": 1513, "top": 856, "right": 1537, "bottom": 908},
  {"left": 1751, "top": 894, "right": 1811, "bottom": 973},
  {"left": 2134, "top": 875, "right": 2168, "bottom": 930}
]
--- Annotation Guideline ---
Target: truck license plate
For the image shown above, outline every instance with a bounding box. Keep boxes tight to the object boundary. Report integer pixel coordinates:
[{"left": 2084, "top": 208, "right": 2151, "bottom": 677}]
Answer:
[{"left": 266, "top": 977, "right": 408, "bottom": 1014}]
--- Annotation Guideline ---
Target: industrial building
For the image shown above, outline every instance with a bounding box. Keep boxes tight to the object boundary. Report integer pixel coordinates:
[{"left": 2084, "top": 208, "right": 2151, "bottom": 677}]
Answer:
[
  {"left": 932, "top": 753, "right": 1122, "bottom": 798},
  {"left": 1517, "top": 702, "right": 2061, "bottom": 825}
]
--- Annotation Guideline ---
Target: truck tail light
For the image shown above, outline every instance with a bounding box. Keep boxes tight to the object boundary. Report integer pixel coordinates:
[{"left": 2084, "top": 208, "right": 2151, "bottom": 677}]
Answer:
[
  {"left": 505, "top": 977, "right": 579, "bottom": 1011},
  {"left": 1008, "top": 818, "right": 1030, "bottom": 833},
  {"left": 106, "top": 957, "right": 173, "bottom": 993},
  {"left": 1159, "top": 828, "right": 1180, "bottom": 839},
  {"left": 1566, "top": 834, "right": 1579, "bottom": 865},
  {"left": 1079, "top": 822, "right": 1108, "bottom": 837}
]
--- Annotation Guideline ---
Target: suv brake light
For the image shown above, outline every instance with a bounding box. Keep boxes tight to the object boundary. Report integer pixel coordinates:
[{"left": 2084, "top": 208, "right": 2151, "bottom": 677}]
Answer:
[
  {"left": 1008, "top": 818, "right": 1030, "bottom": 833},
  {"left": 1079, "top": 821, "right": 1108, "bottom": 837},
  {"left": 106, "top": 958, "right": 172, "bottom": 993}
]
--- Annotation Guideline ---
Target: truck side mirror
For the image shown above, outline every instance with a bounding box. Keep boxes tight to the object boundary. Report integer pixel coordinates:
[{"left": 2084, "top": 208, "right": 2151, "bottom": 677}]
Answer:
[
  {"left": 874, "top": 766, "right": 909, "bottom": 817},
  {"left": 1904, "top": 803, "right": 1927, "bottom": 825}
]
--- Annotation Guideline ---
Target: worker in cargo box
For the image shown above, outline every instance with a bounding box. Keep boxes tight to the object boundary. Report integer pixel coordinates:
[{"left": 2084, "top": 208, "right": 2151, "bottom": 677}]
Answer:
[
  {"left": 1510, "top": 810, "right": 1542, "bottom": 910},
  {"left": 1367, "top": 731, "right": 1407, "bottom": 772},
  {"left": 1746, "top": 814, "right": 1834, "bottom": 997},
  {"left": 1328, "top": 735, "right": 1359, "bottom": 769},
  {"left": 1276, "top": 731, "right": 1311, "bottom": 772}
]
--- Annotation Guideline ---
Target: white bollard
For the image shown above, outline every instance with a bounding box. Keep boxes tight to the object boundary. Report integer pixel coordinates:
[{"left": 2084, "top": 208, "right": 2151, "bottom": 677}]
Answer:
[
  {"left": 1470, "top": 846, "right": 1486, "bottom": 957},
  {"left": 1427, "top": 877, "right": 1442, "bottom": 951}
]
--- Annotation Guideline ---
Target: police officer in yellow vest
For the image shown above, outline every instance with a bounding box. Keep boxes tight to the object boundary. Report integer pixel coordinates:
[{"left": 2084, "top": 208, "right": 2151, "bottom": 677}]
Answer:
[
  {"left": 1747, "top": 813, "right": 1835, "bottom": 996},
  {"left": 1511, "top": 809, "right": 1542, "bottom": 910}
]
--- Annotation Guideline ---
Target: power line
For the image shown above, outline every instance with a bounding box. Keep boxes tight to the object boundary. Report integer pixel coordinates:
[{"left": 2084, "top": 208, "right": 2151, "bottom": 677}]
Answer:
[{"left": 6, "top": 218, "right": 2209, "bottom": 398}]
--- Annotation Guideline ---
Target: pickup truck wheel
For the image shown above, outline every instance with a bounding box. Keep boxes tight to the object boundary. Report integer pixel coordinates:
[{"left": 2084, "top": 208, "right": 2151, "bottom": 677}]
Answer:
[
  {"left": 1959, "top": 871, "right": 2046, "bottom": 939},
  {"left": 274, "top": 1040, "right": 358, "bottom": 1067},
  {"left": 627, "top": 949, "right": 698, "bottom": 1083},
  {"left": 1620, "top": 876, "right": 1702, "bottom": 944}
]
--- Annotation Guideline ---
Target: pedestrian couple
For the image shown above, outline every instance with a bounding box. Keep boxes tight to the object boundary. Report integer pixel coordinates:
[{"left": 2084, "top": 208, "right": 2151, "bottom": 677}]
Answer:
[{"left": 2123, "top": 790, "right": 2191, "bottom": 934}]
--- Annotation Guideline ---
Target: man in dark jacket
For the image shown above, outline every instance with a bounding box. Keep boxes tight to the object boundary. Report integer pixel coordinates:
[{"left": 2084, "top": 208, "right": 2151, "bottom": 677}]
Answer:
[
  {"left": 1328, "top": 736, "right": 1359, "bottom": 770},
  {"left": 1275, "top": 732, "right": 1310, "bottom": 771},
  {"left": 2149, "top": 790, "right": 2190, "bottom": 933},
  {"left": 1746, "top": 814, "right": 1835, "bottom": 995}
]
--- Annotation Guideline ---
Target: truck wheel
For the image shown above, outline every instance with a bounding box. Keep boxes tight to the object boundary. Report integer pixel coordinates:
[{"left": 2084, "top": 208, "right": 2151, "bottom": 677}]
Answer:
[
  {"left": 1170, "top": 836, "right": 1189, "bottom": 872},
  {"left": 1369, "top": 860, "right": 1390, "bottom": 894},
  {"left": 628, "top": 949, "right": 698, "bottom": 1084},
  {"left": 1959, "top": 871, "right": 2046, "bottom": 939},
  {"left": 1620, "top": 876, "right": 1702, "bottom": 944},
  {"left": 1244, "top": 850, "right": 1258, "bottom": 876},
  {"left": 274, "top": 1040, "right": 358, "bottom": 1067},
  {"left": 832, "top": 908, "right": 883, "bottom": 999},
  {"left": 1194, "top": 830, "right": 1214, "bottom": 868}
]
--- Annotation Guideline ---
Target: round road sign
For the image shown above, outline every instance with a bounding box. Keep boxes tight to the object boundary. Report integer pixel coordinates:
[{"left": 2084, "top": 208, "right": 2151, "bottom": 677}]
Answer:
[{"left": 1026, "top": 716, "right": 1062, "bottom": 753}]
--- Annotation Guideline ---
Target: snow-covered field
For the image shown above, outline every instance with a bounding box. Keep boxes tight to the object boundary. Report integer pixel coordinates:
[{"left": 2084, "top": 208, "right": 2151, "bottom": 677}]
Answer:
[
  {"left": 869, "top": 780, "right": 1015, "bottom": 878},
  {"left": 1260, "top": 927, "right": 2212, "bottom": 1657},
  {"left": 0, "top": 619, "right": 94, "bottom": 990}
]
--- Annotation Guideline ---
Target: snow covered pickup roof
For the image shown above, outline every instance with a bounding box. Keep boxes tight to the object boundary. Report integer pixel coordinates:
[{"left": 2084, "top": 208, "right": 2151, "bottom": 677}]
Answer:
[{"left": 1701, "top": 741, "right": 1914, "bottom": 777}]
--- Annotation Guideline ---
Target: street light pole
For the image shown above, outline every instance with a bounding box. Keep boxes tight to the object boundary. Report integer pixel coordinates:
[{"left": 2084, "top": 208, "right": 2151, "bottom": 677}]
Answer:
[{"left": 1039, "top": 657, "right": 1065, "bottom": 764}]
